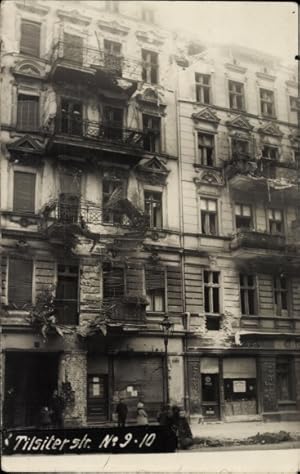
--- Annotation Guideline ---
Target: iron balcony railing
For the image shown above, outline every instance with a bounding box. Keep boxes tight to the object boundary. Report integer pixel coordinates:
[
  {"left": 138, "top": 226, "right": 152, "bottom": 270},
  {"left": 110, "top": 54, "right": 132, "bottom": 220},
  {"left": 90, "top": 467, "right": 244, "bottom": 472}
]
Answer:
[
  {"left": 41, "top": 196, "right": 102, "bottom": 226},
  {"left": 53, "top": 115, "right": 146, "bottom": 149},
  {"left": 51, "top": 41, "right": 141, "bottom": 81}
]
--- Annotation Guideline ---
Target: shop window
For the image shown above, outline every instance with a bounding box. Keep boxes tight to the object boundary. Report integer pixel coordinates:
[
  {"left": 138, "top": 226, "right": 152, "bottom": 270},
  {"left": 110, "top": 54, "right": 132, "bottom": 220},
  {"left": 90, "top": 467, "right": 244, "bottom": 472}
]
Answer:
[
  {"left": 103, "top": 264, "right": 125, "bottom": 299},
  {"left": 144, "top": 191, "right": 162, "bottom": 228},
  {"left": 268, "top": 209, "right": 283, "bottom": 234},
  {"left": 201, "top": 198, "right": 217, "bottom": 235},
  {"left": 8, "top": 258, "right": 33, "bottom": 306},
  {"left": 224, "top": 379, "right": 257, "bottom": 401},
  {"left": 13, "top": 171, "right": 36, "bottom": 213},
  {"left": 197, "top": 133, "right": 215, "bottom": 166},
  {"left": 229, "top": 80, "right": 245, "bottom": 111},
  {"left": 195, "top": 73, "right": 211, "bottom": 104},
  {"left": 235, "top": 203, "right": 252, "bottom": 230},
  {"left": 273, "top": 276, "right": 288, "bottom": 316},
  {"left": 60, "top": 99, "right": 83, "bottom": 136},
  {"left": 276, "top": 358, "right": 294, "bottom": 401},
  {"left": 262, "top": 145, "right": 279, "bottom": 161},
  {"left": 143, "top": 114, "right": 161, "bottom": 152},
  {"left": 290, "top": 96, "right": 299, "bottom": 111},
  {"left": 240, "top": 274, "right": 257, "bottom": 315},
  {"left": 103, "top": 106, "right": 123, "bottom": 140},
  {"left": 142, "top": 49, "right": 158, "bottom": 84},
  {"left": 20, "top": 20, "right": 41, "bottom": 57},
  {"left": 17, "top": 94, "right": 39, "bottom": 132},
  {"left": 145, "top": 267, "right": 165, "bottom": 312},
  {"left": 204, "top": 270, "right": 220, "bottom": 315},
  {"left": 260, "top": 88, "right": 275, "bottom": 117},
  {"left": 102, "top": 179, "right": 124, "bottom": 224},
  {"left": 103, "top": 39, "right": 122, "bottom": 75},
  {"left": 55, "top": 264, "right": 79, "bottom": 325},
  {"left": 63, "top": 32, "right": 83, "bottom": 64}
]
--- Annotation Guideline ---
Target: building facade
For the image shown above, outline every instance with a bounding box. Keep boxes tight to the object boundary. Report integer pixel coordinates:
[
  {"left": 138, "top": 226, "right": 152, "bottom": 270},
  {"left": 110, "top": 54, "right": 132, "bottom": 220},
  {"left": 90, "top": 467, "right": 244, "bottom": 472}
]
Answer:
[{"left": 0, "top": 0, "right": 299, "bottom": 429}]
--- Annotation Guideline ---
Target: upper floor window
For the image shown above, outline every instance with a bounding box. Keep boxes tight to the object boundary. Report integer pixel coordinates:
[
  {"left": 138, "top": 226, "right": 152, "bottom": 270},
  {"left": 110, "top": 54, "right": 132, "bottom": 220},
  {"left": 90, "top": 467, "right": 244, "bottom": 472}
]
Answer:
[
  {"left": 197, "top": 133, "right": 215, "bottom": 166},
  {"left": 20, "top": 20, "right": 41, "bottom": 57},
  {"left": 204, "top": 270, "right": 220, "bottom": 318},
  {"left": 142, "top": 7, "right": 155, "bottom": 23},
  {"left": 60, "top": 99, "right": 82, "bottom": 136},
  {"left": 56, "top": 264, "right": 79, "bottom": 325},
  {"left": 276, "top": 357, "right": 294, "bottom": 401},
  {"left": 200, "top": 198, "right": 217, "bottom": 235},
  {"left": 290, "top": 96, "right": 299, "bottom": 111},
  {"left": 102, "top": 179, "right": 124, "bottom": 225},
  {"left": 269, "top": 209, "right": 283, "bottom": 234},
  {"left": 13, "top": 171, "right": 36, "bottom": 214},
  {"left": 144, "top": 191, "right": 162, "bottom": 228},
  {"left": 143, "top": 114, "right": 161, "bottom": 152},
  {"left": 228, "top": 80, "right": 245, "bottom": 111},
  {"left": 17, "top": 94, "right": 39, "bottom": 132},
  {"left": 145, "top": 267, "right": 165, "bottom": 312},
  {"left": 58, "top": 172, "right": 81, "bottom": 224},
  {"left": 235, "top": 203, "right": 252, "bottom": 230},
  {"left": 142, "top": 49, "right": 158, "bottom": 84},
  {"left": 273, "top": 275, "right": 288, "bottom": 316},
  {"left": 240, "top": 274, "right": 257, "bottom": 315},
  {"left": 260, "top": 88, "right": 275, "bottom": 117},
  {"left": 195, "top": 73, "right": 211, "bottom": 104},
  {"left": 103, "top": 264, "right": 125, "bottom": 299},
  {"left": 232, "top": 138, "right": 250, "bottom": 158},
  {"left": 63, "top": 33, "right": 83, "bottom": 64},
  {"left": 105, "top": 0, "right": 119, "bottom": 13},
  {"left": 8, "top": 258, "right": 33, "bottom": 307},
  {"left": 262, "top": 145, "right": 279, "bottom": 161},
  {"left": 104, "top": 39, "right": 122, "bottom": 75}
]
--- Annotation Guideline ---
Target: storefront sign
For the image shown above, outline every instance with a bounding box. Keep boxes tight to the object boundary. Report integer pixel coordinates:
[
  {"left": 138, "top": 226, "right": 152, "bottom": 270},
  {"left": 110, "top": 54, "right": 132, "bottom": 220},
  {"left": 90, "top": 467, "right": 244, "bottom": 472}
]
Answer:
[
  {"left": 3, "top": 426, "right": 177, "bottom": 455},
  {"left": 233, "top": 380, "right": 246, "bottom": 393}
]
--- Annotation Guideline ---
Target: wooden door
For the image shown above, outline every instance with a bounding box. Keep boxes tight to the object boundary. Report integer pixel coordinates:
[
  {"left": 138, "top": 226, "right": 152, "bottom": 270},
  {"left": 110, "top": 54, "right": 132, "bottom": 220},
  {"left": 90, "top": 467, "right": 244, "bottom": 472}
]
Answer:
[{"left": 87, "top": 375, "right": 108, "bottom": 423}]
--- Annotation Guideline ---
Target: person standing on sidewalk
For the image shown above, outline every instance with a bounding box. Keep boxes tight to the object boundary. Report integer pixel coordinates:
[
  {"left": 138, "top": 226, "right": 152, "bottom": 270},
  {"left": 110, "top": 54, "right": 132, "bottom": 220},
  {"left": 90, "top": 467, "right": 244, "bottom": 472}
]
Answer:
[
  {"left": 116, "top": 398, "right": 128, "bottom": 427},
  {"left": 136, "top": 402, "right": 148, "bottom": 425}
]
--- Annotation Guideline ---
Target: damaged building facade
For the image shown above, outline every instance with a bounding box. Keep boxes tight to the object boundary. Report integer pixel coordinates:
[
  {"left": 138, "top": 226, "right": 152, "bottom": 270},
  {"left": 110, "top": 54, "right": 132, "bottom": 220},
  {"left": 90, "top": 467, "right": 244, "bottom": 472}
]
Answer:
[{"left": 0, "top": 0, "right": 299, "bottom": 429}]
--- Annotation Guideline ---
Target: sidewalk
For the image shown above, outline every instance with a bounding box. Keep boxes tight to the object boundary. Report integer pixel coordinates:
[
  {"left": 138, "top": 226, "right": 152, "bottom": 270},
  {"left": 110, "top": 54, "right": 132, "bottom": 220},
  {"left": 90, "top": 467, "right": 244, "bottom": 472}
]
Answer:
[{"left": 190, "top": 420, "right": 300, "bottom": 439}]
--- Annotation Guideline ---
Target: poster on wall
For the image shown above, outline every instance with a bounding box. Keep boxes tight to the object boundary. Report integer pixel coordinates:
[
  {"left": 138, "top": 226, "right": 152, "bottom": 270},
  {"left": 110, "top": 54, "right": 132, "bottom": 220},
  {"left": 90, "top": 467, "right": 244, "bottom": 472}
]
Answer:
[{"left": 233, "top": 380, "right": 246, "bottom": 393}]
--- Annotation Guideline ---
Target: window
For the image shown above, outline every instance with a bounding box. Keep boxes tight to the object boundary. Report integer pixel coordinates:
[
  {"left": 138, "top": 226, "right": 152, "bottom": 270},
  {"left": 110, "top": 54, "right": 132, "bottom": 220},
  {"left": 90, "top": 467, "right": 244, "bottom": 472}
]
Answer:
[
  {"left": 145, "top": 267, "right": 165, "bottom": 312},
  {"left": 102, "top": 179, "right": 124, "bottom": 224},
  {"left": 56, "top": 264, "right": 79, "bottom": 325},
  {"left": 195, "top": 73, "right": 211, "bottom": 104},
  {"left": 232, "top": 139, "right": 250, "bottom": 158},
  {"left": 105, "top": 0, "right": 119, "bottom": 13},
  {"left": 144, "top": 191, "right": 162, "bottom": 228},
  {"left": 20, "top": 20, "right": 41, "bottom": 57},
  {"left": 142, "top": 49, "right": 158, "bottom": 84},
  {"left": 104, "top": 39, "right": 122, "bottom": 75},
  {"left": 201, "top": 198, "right": 217, "bottom": 235},
  {"left": 63, "top": 33, "right": 83, "bottom": 64},
  {"left": 103, "top": 106, "right": 123, "bottom": 140},
  {"left": 276, "top": 358, "right": 293, "bottom": 401},
  {"left": 240, "top": 274, "right": 257, "bottom": 315},
  {"left": 269, "top": 209, "right": 283, "bottom": 234},
  {"left": 229, "top": 80, "right": 245, "bottom": 110},
  {"left": 290, "top": 96, "right": 299, "bottom": 111},
  {"left": 260, "top": 88, "right": 275, "bottom": 117},
  {"left": 142, "top": 7, "right": 154, "bottom": 23},
  {"left": 197, "top": 133, "right": 215, "bottom": 166},
  {"left": 58, "top": 172, "right": 81, "bottom": 225},
  {"left": 13, "top": 171, "right": 36, "bottom": 213},
  {"left": 204, "top": 270, "right": 220, "bottom": 314},
  {"left": 262, "top": 145, "right": 279, "bottom": 161},
  {"left": 8, "top": 258, "right": 33, "bottom": 306},
  {"left": 103, "top": 264, "right": 125, "bottom": 299},
  {"left": 143, "top": 114, "right": 161, "bottom": 152},
  {"left": 17, "top": 94, "right": 39, "bottom": 131},
  {"left": 235, "top": 204, "right": 252, "bottom": 230},
  {"left": 273, "top": 276, "right": 288, "bottom": 316},
  {"left": 60, "top": 99, "right": 82, "bottom": 136}
]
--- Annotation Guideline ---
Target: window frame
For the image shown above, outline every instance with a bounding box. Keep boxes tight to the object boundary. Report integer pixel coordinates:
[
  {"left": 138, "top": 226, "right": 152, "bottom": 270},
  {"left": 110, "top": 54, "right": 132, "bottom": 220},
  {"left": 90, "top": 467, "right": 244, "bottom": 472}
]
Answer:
[
  {"left": 260, "top": 88, "right": 275, "bottom": 117},
  {"left": 102, "top": 263, "right": 126, "bottom": 300},
  {"left": 276, "top": 357, "right": 294, "bottom": 402},
  {"left": 17, "top": 92, "right": 40, "bottom": 132},
  {"left": 268, "top": 208, "right": 284, "bottom": 234},
  {"left": 13, "top": 169, "right": 37, "bottom": 214},
  {"left": 142, "top": 114, "right": 161, "bottom": 153},
  {"left": 145, "top": 266, "right": 166, "bottom": 313},
  {"left": 195, "top": 73, "right": 211, "bottom": 104},
  {"left": 228, "top": 80, "right": 245, "bottom": 111},
  {"left": 8, "top": 257, "right": 34, "bottom": 307},
  {"left": 203, "top": 270, "right": 221, "bottom": 316},
  {"left": 239, "top": 274, "right": 258, "bottom": 316},
  {"left": 273, "top": 275, "right": 289, "bottom": 316},
  {"left": 197, "top": 132, "right": 215, "bottom": 167},
  {"left": 144, "top": 190, "right": 163, "bottom": 229},
  {"left": 20, "top": 19, "right": 41, "bottom": 57},
  {"left": 235, "top": 203, "right": 253, "bottom": 231},
  {"left": 289, "top": 96, "right": 299, "bottom": 112},
  {"left": 55, "top": 263, "right": 80, "bottom": 325},
  {"left": 262, "top": 145, "right": 279, "bottom": 161},
  {"left": 59, "top": 98, "right": 83, "bottom": 136},
  {"left": 200, "top": 197, "right": 218, "bottom": 236},
  {"left": 141, "top": 49, "right": 159, "bottom": 84},
  {"left": 102, "top": 178, "right": 126, "bottom": 225}
]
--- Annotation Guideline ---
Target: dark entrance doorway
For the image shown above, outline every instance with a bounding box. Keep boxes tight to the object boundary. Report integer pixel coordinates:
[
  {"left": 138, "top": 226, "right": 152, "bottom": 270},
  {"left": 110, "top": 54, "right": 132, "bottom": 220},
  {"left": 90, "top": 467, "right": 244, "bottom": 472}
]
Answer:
[
  {"left": 4, "top": 352, "right": 59, "bottom": 428},
  {"left": 87, "top": 374, "right": 108, "bottom": 423},
  {"left": 201, "top": 373, "right": 220, "bottom": 419}
]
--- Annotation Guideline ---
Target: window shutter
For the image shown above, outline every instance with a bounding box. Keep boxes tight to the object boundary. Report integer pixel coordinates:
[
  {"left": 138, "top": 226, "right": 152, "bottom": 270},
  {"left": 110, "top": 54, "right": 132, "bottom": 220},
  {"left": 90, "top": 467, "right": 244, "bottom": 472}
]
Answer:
[
  {"left": 145, "top": 267, "right": 165, "bottom": 290},
  {"left": 13, "top": 171, "right": 36, "bottom": 213},
  {"left": 8, "top": 258, "right": 33, "bottom": 306},
  {"left": 20, "top": 21, "right": 41, "bottom": 56},
  {"left": 63, "top": 33, "right": 83, "bottom": 64}
]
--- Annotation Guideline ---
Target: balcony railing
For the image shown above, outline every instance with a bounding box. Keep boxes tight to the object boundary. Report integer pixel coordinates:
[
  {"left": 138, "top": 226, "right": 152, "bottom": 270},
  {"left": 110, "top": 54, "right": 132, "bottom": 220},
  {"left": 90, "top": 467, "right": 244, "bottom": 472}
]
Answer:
[
  {"left": 52, "top": 116, "right": 145, "bottom": 150},
  {"left": 103, "top": 297, "right": 147, "bottom": 325},
  {"left": 230, "top": 229, "right": 286, "bottom": 251},
  {"left": 41, "top": 196, "right": 102, "bottom": 227}
]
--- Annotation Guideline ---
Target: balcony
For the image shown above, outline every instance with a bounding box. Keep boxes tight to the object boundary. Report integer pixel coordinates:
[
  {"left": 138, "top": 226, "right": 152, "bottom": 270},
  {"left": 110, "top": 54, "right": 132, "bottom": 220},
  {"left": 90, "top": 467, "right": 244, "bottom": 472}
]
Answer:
[
  {"left": 104, "top": 297, "right": 148, "bottom": 326},
  {"left": 240, "top": 315, "right": 300, "bottom": 334},
  {"left": 230, "top": 229, "right": 286, "bottom": 252},
  {"left": 46, "top": 116, "right": 146, "bottom": 163}
]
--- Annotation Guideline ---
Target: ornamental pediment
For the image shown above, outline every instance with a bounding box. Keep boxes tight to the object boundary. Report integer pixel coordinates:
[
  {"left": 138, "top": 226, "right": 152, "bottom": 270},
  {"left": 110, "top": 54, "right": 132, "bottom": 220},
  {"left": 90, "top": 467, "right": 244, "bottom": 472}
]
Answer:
[
  {"left": 194, "top": 170, "right": 224, "bottom": 188},
  {"left": 226, "top": 115, "right": 253, "bottom": 131},
  {"left": 13, "top": 60, "right": 43, "bottom": 79},
  {"left": 7, "top": 135, "right": 44, "bottom": 155},
  {"left": 136, "top": 157, "right": 169, "bottom": 185},
  {"left": 57, "top": 10, "right": 92, "bottom": 26},
  {"left": 192, "top": 107, "right": 220, "bottom": 125},
  {"left": 258, "top": 122, "right": 283, "bottom": 137},
  {"left": 135, "top": 88, "right": 166, "bottom": 113},
  {"left": 16, "top": 1, "right": 49, "bottom": 15},
  {"left": 97, "top": 20, "right": 130, "bottom": 36}
]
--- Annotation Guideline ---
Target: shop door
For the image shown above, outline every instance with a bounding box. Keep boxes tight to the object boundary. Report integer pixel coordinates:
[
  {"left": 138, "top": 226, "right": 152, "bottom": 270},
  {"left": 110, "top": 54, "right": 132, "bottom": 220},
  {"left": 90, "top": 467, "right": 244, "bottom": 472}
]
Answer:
[
  {"left": 201, "top": 373, "right": 220, "bottom": 420},
  {"left": 87, "top": 375, "right": 108, "bottom": 423}
]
